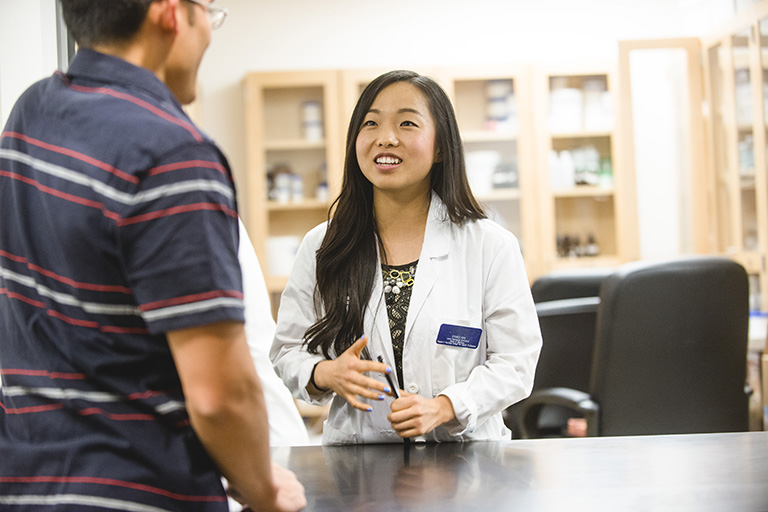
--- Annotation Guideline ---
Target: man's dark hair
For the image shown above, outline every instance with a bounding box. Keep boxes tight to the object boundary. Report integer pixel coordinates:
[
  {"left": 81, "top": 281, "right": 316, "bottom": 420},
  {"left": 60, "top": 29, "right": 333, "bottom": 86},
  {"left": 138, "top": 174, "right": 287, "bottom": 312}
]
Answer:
[{"left": 59, "top": 0, "right": 156, "bottom": 47}]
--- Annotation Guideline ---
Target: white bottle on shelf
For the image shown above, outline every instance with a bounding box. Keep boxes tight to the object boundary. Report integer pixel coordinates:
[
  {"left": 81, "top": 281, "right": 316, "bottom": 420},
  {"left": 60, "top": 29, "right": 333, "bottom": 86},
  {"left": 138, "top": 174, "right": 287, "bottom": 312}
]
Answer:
[{"left": 302, "top": 101, "right": 323, "bottom": 142}]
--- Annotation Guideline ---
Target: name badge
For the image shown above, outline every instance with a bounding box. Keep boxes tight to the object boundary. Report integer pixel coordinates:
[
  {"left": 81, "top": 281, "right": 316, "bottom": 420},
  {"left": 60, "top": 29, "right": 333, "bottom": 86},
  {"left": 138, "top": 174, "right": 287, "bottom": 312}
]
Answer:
[{"left": 436, "top": 323, "right": 482, "bottom": 349}]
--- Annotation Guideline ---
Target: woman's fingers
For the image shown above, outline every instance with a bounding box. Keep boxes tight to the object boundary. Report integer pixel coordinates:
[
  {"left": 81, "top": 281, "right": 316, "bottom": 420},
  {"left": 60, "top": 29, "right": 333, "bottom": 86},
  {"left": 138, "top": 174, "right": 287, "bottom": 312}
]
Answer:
[
  {"left": 387, "top": 394, "right": 456, "bottom": 437},
  {"left": 342, "top": 374, "right": 388, "bottom": 401},
  {"left": 348, "top": 335, "right": 369, "bottom": 357},
  {"left": 318, "top": 334, "right": 396, "bottom": 410}
]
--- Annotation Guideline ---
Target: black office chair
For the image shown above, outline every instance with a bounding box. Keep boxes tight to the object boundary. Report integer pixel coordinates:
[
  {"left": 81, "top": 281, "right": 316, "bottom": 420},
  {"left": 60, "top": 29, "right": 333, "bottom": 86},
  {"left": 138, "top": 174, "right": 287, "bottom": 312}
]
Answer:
[
  {"left": 530, "top": 267, "right": 615, "bottom": 303},
  {"left": 504, "top": 267, "right": 613, "bottom": 437},
  {"left": 518, "top": 256, "right": 751, "bottom": 438}
]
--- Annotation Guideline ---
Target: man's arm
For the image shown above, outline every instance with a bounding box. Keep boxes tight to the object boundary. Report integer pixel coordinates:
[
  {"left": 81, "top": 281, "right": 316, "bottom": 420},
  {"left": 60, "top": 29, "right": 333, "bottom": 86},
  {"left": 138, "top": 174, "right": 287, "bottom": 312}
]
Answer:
[{"left": 167, "top": 321, "right": 305, "bottom": 512}]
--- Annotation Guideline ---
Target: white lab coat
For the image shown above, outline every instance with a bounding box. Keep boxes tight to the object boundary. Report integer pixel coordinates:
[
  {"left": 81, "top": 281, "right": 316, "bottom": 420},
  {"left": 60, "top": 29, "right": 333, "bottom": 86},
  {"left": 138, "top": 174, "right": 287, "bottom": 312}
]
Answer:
[
  {"left": 238, "top": 220, "right": 309, "bottom": 447},
  {"left": 270, "top": 195, "right": 541, "bottom": 444}
]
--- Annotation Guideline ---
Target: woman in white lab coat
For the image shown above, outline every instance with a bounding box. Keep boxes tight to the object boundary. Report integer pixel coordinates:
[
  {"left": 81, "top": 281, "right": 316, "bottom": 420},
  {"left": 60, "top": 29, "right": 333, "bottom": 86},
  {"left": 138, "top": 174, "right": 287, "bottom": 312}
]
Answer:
[{"left": 270, "top": 70, "right": 541, "bottom": 444}]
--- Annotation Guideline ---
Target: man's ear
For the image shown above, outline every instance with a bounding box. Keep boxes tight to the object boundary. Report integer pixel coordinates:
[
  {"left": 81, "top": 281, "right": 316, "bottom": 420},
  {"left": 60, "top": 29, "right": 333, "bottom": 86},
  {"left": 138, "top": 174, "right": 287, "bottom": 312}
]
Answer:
[{"left": 149, "top": 0, "right": 179, "bottom": 34}]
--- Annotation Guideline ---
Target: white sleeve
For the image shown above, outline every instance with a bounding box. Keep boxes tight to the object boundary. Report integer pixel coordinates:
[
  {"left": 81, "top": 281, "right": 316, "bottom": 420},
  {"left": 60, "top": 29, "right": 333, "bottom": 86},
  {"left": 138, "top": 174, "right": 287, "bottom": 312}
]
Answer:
[
  {"left": 439, "top": 232, "right": 542, "bottom": 435},
  {"left": 238, "top": 219, "right": 309, "bottom": 446},
  {"left": 269, "top": 224, "right": 332, "bottom": 406}
]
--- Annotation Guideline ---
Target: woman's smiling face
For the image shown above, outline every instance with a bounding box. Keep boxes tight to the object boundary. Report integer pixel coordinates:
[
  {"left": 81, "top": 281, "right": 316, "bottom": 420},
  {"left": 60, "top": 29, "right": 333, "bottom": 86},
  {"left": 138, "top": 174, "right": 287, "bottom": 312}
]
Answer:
[{"left": 355, "top": 81, "right": 438, "bottom": 198}]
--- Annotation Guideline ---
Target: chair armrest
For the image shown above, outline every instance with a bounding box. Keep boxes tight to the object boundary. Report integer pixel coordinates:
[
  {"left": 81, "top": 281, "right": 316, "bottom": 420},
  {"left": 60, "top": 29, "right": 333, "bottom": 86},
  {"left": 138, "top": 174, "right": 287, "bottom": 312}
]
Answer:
[
  {"left": 518, "top": 387, "right": 600, "bottom": 438},
  {"left": 535, "top": 297, "right": 600, "bottom": 317}
]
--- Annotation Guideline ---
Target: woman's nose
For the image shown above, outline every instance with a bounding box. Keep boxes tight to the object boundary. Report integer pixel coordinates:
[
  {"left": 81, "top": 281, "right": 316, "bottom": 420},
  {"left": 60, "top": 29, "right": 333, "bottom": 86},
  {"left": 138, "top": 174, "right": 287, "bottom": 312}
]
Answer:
[{"left": 377, "top": 129, "right": 398, "bottom": 147}]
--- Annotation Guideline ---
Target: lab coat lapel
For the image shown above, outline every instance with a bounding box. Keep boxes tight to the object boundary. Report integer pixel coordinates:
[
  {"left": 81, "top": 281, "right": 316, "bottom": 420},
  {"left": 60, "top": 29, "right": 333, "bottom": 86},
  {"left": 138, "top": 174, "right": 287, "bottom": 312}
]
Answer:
[
  {"left": 367, "top": 244, "right": 395, "bottom": 364},
  {"left": 404, "top": 195, "right": 450, "bottom": 342}
]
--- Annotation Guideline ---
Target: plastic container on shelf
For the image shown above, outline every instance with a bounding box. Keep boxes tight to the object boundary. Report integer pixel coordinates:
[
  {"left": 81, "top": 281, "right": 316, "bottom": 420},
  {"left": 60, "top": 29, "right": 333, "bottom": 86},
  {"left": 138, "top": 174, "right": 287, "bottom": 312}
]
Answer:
[
  {"left": 599, "top": 157, "right": 614, "bottom": 188},
  {"left": 302, "top": 101, "right": 323, "bottom": 141},
  {"left": 465, "top": 150, "right": 500, "bottom": 195},
  {"left": 290, "top": 174, "right": 304, "bottom": 201},
  {"left": 315, "top": 181, "right": 328, "bottom": 202},
  {"left": 582, "top": 77, "right": 611, "bottom": 132},
  {"left": 272, "top": 171, "right": 292, "bottom": 203},
  {"left": 738, "top": 134, "right": 755, "bottom": 176},
  {"left": 549, "top": 78, "right": 583, "bottom": 133},
  {"left": 485, "top": 79, "right": 517, "bottom": 132},
  {"left": 492, "top": 162, "right": 519, "bottom": 189},
  {"left": 551, "top": 150, "right": 575, "bottom": 189},
  {"left": 735, "top": 69, "right": 753, "bottom": 127},
  {"left": 266, "top": 236, "right": 301, "bottom": 276}
]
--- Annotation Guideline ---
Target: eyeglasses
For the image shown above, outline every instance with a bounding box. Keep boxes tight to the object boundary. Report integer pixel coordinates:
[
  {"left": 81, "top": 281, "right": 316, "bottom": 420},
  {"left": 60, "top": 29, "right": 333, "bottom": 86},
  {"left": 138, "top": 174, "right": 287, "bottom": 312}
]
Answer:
[{"left": 184, "top": 0, "right": 228, "bottom": 30}]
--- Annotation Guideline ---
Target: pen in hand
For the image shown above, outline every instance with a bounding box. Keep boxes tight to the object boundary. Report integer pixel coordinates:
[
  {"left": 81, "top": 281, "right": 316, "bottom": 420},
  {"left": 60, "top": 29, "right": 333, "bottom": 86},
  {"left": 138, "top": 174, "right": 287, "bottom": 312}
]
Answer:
[
  {"left": 377, "top": 355, "right": 400, "bottom": 399},
  {"left": 377, "top": 355, "right": 410, "bottom": 444}
]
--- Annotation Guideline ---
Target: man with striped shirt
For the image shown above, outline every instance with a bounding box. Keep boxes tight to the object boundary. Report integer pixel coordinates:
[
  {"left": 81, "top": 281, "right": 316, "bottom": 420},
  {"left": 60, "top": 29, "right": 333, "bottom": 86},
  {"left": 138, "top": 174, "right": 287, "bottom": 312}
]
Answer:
[{"left": 0, "top": 1, "right": 305, "bottom": 510}]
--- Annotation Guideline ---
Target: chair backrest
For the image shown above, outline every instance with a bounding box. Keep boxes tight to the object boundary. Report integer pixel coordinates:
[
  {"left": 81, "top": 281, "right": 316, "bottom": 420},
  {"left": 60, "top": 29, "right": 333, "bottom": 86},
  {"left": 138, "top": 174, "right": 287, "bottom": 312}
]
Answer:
[
  {"left": 531, "top": 267, "right": 614, "bottom": 392},
  {"left": 504, "top": 267, "right": 612, "bottom": 437},
  {"left": 590, "top": 256, "right": 750, "bottom": 436},
  {"left": 534, "top": 298, "right": 600, "bottom": 391},
  {"left": 531, "top": 267, "right": 615, "bottom": 303}
]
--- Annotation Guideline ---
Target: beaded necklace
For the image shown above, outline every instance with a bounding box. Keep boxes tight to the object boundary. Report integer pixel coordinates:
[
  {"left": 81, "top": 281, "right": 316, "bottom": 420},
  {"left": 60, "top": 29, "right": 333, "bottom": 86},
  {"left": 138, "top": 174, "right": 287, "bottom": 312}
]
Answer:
[
  {"left": 382, "top": 263, "right": 417, "bottom": 296},
  {"left": 381, "top": 260, "right": 418, "bottom": 389}
]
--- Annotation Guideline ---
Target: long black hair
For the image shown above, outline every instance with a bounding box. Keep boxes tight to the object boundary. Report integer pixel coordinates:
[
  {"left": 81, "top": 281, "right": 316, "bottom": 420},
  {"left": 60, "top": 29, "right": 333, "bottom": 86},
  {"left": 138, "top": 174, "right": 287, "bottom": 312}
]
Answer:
[{"left": 304, "top": 70, "right": 486, "bottom": 358}]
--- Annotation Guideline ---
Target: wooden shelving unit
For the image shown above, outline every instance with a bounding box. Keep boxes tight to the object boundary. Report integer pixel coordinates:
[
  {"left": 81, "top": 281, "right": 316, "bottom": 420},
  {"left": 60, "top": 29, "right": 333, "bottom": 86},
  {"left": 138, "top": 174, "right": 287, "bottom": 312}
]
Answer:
[
  {"left": 243, "top": 65, "right": 639, "bottom": 304},
  {"left": 700, "top": 1, "right": 768, "bottom": 432},
  {"left": 702, "top": 2, "right": 768, "bottom": 312},
  {"left": 437, "top": 64, "right": 541, "bottom": 276},
  {"left": 242, "top": 70, "right": 343, "bottom": 305},
  {"left": 533, "top": 63, "right": 634, "bottom": 274}
]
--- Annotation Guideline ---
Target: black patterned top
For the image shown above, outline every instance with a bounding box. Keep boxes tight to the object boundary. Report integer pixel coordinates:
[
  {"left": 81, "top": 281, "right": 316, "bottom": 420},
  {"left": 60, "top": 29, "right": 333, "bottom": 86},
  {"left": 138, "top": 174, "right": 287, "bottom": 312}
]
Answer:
[{"left": 381, "top": 260, "right": 418, "bottom": 389}]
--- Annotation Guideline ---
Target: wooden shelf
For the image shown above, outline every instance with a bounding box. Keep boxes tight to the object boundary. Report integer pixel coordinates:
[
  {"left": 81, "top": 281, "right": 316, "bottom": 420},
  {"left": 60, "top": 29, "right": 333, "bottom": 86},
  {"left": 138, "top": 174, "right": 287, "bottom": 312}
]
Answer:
[
  {"left": 553, "top": 186, "right": 614, "bottom": 198},
  {"left": 534, "top": 63, "right": 632, "bottom": 280},
  {"left": 554, "top": 255, "right": 621, "bottom": 270},
  {"left": 476, "top": 188, "right": 522, "bottom": 201},
  {"left": 551, "top": 130, "right": 612, "bottom": 139},
  {"left": 242, "top": 70, "right": 342, "bottom": 306},
  {"left": 265, "top": 139, "right": 327, "bottom": 151},
  {"left": 461, "top": 130, "right": 518, "bottom": 143},
  {"left": 267, "top": 199, "right": 330, "bottom": 211},
  {"left": 244, "top": 64, "right": 636, "bottom": 302},
  {"left": 703, "top": 6, "right": 768, "bottom": 312}
]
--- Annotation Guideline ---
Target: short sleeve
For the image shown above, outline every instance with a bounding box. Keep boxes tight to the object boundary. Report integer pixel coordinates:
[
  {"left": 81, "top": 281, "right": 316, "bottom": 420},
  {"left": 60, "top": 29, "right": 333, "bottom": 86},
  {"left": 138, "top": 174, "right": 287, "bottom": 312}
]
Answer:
[{"left": 117, "top": 142, "right": 244, "bottom": 334}]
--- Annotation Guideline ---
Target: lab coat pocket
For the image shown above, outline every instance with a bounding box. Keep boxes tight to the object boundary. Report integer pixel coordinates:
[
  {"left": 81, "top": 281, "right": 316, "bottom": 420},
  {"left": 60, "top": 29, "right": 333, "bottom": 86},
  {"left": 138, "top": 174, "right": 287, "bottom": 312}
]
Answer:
[
  {"left": 430, "top": 315, "right": 483, "bottom": 394},
  {"left": 321, "top": 421, "right": 359, "bottom": 445}
]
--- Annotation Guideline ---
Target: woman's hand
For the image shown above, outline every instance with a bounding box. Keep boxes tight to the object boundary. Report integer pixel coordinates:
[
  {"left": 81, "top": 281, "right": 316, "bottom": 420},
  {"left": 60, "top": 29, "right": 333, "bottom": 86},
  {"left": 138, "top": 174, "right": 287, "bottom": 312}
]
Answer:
[
  {"left": 310, "top": 335, "right": 393, "bottom": 412},
  {"left": 387, "top": 393, "right": 456, "bottom": 438}
]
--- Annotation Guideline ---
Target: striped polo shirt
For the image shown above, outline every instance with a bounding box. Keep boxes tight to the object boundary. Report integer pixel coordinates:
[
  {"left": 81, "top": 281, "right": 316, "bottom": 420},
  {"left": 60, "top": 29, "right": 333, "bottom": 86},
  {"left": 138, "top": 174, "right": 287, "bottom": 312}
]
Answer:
[{"left": 0, "top": 49, "right": 244, "bottom": 511}]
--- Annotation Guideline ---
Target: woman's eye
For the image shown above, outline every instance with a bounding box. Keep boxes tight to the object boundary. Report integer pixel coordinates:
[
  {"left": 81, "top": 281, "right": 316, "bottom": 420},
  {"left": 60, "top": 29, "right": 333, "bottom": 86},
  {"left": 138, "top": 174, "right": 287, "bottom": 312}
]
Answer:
[
  {"left": 401, "top": 120, "right": 417, "bottom": 127},
  {"left": 362, "top": 120, "right": 377, "bottom": 127}
]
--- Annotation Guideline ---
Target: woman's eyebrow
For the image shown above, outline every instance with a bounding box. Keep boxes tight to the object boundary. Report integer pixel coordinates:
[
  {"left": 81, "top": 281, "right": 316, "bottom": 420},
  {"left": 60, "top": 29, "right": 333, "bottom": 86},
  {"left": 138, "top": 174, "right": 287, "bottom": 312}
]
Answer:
[{"left": 366, "top": 107, "right": 424, "bottom": 117}]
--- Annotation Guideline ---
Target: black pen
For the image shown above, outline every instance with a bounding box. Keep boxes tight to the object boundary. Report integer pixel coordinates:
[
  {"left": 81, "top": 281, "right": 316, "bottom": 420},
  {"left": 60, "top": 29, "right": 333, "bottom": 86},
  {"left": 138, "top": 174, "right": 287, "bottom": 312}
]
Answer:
[
  {"left": 377, "top": 355, "right": 400, "bottom": 399},
  {"left": 377, "top": 354, "right": 410, "bottom": 446}
]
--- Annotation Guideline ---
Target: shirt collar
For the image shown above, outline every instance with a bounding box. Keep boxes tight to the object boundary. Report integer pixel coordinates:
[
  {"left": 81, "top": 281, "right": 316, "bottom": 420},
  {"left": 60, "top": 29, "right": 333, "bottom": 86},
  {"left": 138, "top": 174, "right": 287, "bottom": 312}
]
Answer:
[{"left": 65, "top": 48, "right": 182, "bottom": 109}]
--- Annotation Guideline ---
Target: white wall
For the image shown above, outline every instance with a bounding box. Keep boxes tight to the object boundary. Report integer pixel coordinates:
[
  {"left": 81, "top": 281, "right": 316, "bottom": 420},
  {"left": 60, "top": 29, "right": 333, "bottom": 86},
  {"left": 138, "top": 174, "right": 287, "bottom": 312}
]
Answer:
[
  {"left": 0, "top": 0, "right": 58, "bottom": 128},
  {"left": 0, "top": 0, "right": 733, "bottom": 258},
  {"left": 195, "top": 0, "right": 730, "bottom": 207}
]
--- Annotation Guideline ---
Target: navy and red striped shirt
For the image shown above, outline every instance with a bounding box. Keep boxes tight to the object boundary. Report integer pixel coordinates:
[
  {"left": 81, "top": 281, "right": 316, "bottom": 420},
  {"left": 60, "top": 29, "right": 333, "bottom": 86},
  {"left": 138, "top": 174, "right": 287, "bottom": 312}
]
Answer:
[{"left": 0, "top": 49, "right": 244, "bottom": 510}]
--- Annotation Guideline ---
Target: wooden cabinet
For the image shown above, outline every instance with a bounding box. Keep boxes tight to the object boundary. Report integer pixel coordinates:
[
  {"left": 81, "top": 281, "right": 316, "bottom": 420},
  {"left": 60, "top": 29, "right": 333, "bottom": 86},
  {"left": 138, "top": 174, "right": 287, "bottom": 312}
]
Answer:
[
  {"left": 438, "top": 65, "right": 540, "bottom": 276},
  {"left": 533, "top": 63, "right": 635, "bottom": 275},
  {"left": 242, "top": 70, "right": 343, "bottom": 305},
  {"left": 242, "top": 65, "right": 637, "bottom": 308},
  {"left": 703, "top": 3, "right": 768, "bottom": 311}
]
